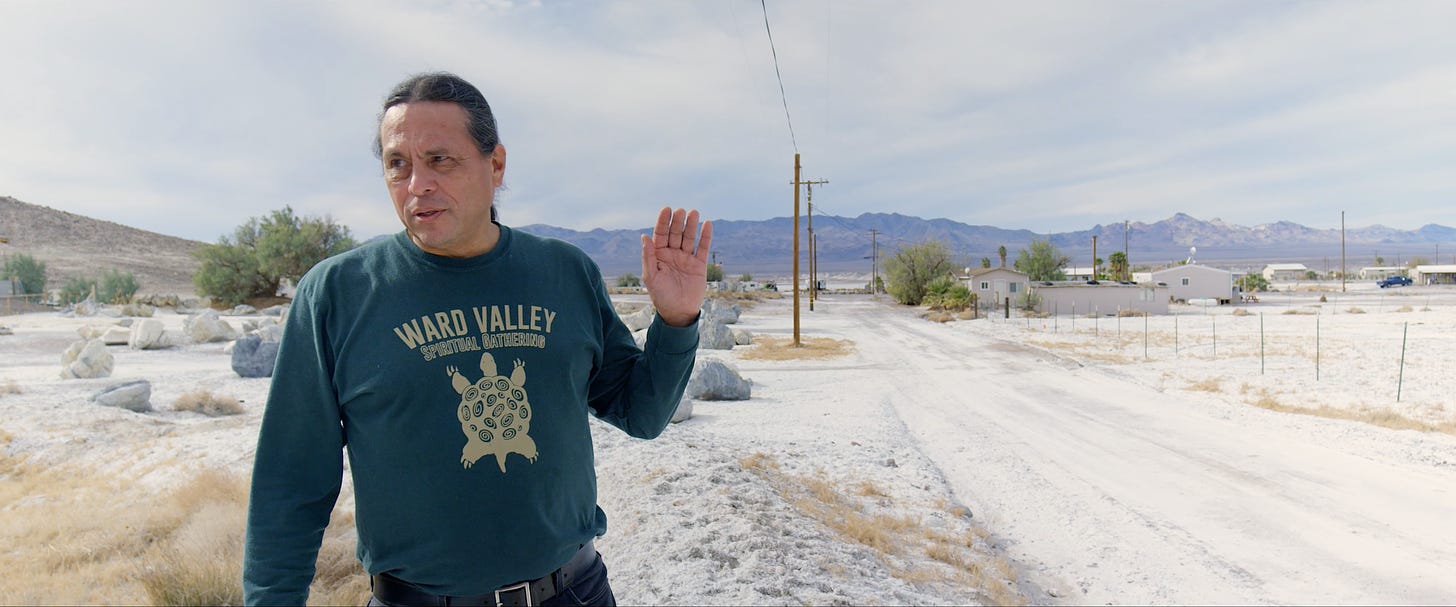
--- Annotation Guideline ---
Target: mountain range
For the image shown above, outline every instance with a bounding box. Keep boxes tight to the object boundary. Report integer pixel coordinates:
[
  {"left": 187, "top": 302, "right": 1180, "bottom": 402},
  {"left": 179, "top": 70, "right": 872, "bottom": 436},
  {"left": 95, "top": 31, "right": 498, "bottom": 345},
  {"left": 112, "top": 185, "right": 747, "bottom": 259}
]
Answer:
[
  {"left": 520, "top": 212, "right": 1456, "bottom": 276},
  {"left": 3, "top": 195, "right": 1452, "bottom": 295}
]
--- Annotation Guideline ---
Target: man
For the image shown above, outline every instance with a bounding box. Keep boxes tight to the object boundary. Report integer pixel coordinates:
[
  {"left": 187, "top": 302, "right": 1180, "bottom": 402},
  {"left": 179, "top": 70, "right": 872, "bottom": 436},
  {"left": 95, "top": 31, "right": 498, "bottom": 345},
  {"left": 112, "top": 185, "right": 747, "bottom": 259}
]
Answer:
[{"left": 243, "top": 72, "right": 712, "bottom": 606}]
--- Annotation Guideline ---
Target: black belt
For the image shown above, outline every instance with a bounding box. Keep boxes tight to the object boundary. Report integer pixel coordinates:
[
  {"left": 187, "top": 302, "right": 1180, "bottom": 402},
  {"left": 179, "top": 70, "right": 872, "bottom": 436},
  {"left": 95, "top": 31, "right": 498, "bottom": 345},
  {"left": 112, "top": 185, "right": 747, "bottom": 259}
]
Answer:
[{"left": 370, "top": 540, "right": 597, "bottom": 607}]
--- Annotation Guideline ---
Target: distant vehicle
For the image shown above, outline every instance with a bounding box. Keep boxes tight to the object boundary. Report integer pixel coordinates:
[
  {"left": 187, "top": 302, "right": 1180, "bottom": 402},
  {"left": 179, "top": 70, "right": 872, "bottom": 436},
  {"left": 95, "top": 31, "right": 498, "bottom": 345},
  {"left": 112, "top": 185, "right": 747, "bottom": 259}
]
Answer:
[{"left": 1377, "top": 276, "right": 1412, "bottom": 288}]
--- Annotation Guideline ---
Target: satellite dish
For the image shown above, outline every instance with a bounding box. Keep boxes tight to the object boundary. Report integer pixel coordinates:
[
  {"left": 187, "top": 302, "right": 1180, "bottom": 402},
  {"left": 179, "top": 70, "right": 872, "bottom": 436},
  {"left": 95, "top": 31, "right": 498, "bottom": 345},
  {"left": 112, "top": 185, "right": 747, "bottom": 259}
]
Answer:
[{"left": 1186, "top": 246, "right": 1197, "bottom": 265}]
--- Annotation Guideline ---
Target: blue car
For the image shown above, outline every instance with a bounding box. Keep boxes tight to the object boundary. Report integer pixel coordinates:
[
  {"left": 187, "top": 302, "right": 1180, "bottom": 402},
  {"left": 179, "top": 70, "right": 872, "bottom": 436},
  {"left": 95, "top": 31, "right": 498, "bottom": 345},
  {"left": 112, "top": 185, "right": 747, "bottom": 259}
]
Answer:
[{"left": 1378, "top": 276, "right": 1412, "bottom": 288}]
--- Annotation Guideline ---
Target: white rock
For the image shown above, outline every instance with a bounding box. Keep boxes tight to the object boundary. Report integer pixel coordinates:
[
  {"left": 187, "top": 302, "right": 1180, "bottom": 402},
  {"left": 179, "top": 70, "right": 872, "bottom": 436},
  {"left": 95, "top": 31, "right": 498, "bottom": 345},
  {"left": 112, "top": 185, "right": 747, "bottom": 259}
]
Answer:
[
  {"left": 60, "top": 338, "right": 113, "bottom": 379},
  {"left": 128, "top": 319, "right": 167, "bottom": 350},
  {"left": 89, "top": 380, "right": 152, "bottom": 412},
  {"left": 670, "top": 397, "right": 694, "bottom": 423},
  {"left": 100, "top": 326, "right": 131, "bottom": 345},
  {"left": 622, "top": 305, "right": 656, "bottom": 332},
  {"left": 731, "top": 327, "right": 754, "bottom": 345},
  {"left": 183, "top": 309, "right": 239, "bottom": 343},
  {"left": 697, "top": 320, "right": 735, "bottom": 350}
]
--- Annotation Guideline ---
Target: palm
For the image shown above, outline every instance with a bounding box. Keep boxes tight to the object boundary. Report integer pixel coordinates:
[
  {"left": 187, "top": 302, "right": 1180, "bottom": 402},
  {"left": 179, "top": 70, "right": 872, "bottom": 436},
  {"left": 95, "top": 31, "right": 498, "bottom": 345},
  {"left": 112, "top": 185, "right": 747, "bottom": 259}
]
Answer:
[{"left": 641, "top": 207, "right": 713, "bottom": 327}]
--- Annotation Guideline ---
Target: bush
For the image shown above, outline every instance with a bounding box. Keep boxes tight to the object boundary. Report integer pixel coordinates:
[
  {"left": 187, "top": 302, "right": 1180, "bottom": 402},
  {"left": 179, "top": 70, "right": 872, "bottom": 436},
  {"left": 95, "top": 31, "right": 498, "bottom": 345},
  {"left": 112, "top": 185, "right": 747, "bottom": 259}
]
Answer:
[
  {"left": 174, "top": 391, "right": 244, "bottom": 417},
  {"left": 1015, "top": 291, "right": 1041, "bottom": 311},
  {"left": 194, "top": 206, "right": 355, "bottom": 306},
  {"left": 923, "top": 276, "right": 971, "bottom": 311},
  {"left": 706, "top": 263, "right": 724, "bottom": 282},
  {"left": 616, "top": 273, "right": 641, "bottom": 288},
  {"left": 58, "top": 269, "right": 139, "bottom": 304},
  {"left": 884, "top": 240, "right": 955, "bottom": 305},
  {"left": 2, "top": 253, "right": 46, "bottom": 295}
]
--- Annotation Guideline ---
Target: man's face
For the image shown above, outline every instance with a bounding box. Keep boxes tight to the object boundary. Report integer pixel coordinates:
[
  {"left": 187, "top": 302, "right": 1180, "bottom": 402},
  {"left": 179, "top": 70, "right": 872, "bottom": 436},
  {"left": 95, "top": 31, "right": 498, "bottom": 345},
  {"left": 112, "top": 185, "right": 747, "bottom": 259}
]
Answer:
[{"left": 379, "top": 101, "right": 506, "bottom": 258}]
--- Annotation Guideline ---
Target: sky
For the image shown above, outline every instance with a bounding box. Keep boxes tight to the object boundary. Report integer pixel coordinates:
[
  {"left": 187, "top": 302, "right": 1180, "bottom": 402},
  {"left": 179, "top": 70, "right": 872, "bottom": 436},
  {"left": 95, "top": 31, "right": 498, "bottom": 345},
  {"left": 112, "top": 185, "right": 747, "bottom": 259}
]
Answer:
[{"left": 2, "top": 0, "right": 1454, "bottom": 243}]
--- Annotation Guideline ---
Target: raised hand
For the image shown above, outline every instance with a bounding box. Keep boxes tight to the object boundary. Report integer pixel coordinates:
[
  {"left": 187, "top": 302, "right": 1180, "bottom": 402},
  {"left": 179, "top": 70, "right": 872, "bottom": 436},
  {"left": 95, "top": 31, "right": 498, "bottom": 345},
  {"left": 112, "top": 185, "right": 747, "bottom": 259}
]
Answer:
[{"left": 640, "top": 206, "right": 713, "bottom": 327}]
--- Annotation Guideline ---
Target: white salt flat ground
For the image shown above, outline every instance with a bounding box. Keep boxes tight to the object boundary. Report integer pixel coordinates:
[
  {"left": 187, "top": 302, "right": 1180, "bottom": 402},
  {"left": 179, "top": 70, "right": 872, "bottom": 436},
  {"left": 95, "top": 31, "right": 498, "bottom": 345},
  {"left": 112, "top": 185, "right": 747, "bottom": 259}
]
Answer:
[{"left": 2, "top": 286, "right": 1455, "bottom": 604}]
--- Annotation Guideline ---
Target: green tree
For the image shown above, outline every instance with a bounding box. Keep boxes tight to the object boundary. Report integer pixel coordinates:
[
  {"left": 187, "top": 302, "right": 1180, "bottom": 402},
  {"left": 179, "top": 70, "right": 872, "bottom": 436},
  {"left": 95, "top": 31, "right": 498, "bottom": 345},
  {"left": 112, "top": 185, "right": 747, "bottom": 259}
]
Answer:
[
  {"left": 1108, "top": 251, "right": 1128, "bottom": 281},
  {"left": 616, "top": 273, "right": 641, "bottom": 288},
  {"left": 884, "top": 239, "right": 955, "bottom": 305},
  {"left": 705, "top": 263, "right": 724, "bottom": 282},
  {"left": 194, "top": 206, "right": 356, "bottom": 306},
  {"left": 997, "top": 245, "right": 1007, "bottom": 268},
  {"left": 980, "top": 257, "right": 992, "bottom": 269},
  {"left": 1014, "top": 239, "right": 1069, "bottom": 281},
  {"left": 1407, "top": 256, "right": 1429, "bottom": 269},
  {"left": 3, "top": 253, "right": 47, "bottom": 295},
  {"left": 1237, "top": 272, "right": 1270, "bottom": 293},
  {"left": 1094, "top": 257, "right": 1105, "bottom": 280}
]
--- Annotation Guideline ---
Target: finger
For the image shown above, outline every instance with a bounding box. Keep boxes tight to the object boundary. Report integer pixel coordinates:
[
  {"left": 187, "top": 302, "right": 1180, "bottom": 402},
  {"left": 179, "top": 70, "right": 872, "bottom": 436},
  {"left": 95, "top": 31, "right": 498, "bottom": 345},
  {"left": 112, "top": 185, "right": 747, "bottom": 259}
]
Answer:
[
  {"left": 668, "top": 208, "right": 687, "bottom": 250},
  {"left": 640, "top": 234, "right": 656, "bottom": 281},
  {"left": 682, "top": 209, "right": 700, "bottom": 254},
  {"left": 695, "top": 220, "right": 714, "bottom": 263},
  {"left": 652, "top": 206, "right": 672, "bottom": 249}
]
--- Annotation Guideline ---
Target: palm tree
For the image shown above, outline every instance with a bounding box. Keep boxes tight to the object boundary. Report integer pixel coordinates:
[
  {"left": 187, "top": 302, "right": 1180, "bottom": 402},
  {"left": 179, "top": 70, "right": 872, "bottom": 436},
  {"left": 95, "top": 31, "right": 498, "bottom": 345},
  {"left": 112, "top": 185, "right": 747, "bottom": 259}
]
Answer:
[{"left": 997, "top": 245, "right": 1007, "bottom": 268}]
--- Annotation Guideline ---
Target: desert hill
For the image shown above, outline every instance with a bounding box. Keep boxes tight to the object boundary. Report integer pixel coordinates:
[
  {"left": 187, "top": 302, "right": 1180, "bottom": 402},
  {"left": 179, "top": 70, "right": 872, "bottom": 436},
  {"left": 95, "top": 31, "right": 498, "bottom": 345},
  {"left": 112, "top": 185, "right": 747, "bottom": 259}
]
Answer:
[{"left": 0, "top": 196, "right": 204, "bottom": 296}]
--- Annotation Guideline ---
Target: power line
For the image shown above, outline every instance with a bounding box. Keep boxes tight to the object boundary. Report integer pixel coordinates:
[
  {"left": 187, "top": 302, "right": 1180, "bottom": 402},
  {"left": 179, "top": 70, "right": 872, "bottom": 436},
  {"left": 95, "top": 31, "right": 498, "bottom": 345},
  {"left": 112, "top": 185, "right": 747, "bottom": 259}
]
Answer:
[{"left": 760, "top": 0, "right": 798, "bottom": 153}]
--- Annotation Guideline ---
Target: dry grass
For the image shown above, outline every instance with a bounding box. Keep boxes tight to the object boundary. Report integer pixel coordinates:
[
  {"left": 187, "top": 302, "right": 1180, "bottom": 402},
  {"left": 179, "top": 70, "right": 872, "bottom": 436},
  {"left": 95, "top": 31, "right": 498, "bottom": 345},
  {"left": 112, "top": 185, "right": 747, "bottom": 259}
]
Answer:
[
  {"left": 0, "top": 378, "right": 20, "bottom": 396},
  {"left": 0, "top": 457, "right": 366, "bottom": 605},
  {"left": 175, "top": 390, "right": 244, "bottom": 417},
  {"left": 1186, "top": 378, "right": 1223, "bottom": 392},
  {"left": 1346, "top": 307, "right": 1366, "bottom": 314},
  {"left": 1282, "top": 308, "right": 1317, "bottom": 315},
  {"left": 1231, "top": 308, "right": 1252, "bottom": 316},
  {"left": 1116, "top": 308, "right": 1142, "bottom": 318},
  {"left": 923, "top": 311, "right": 957, "bottom": 323},
  {"left": 1394, "top": 305, "right": 1414, "bottom": 313},
  {"left": 1245, "top": 389, "right": 1456, "bottom": 436},
  {"left": 740, "top": 335, "right": 854, "bottom": 360},
  {"left": 739, "top": 452, "right": 1026, "bottom": 605}
]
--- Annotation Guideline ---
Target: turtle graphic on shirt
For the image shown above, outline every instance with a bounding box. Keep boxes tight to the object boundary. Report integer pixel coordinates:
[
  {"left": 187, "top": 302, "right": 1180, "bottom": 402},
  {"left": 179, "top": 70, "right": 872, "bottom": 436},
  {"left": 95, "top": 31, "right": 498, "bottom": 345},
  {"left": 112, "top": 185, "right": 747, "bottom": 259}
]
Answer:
[{"left": 447, "top": 352, "right": 538, "bottom": 472}]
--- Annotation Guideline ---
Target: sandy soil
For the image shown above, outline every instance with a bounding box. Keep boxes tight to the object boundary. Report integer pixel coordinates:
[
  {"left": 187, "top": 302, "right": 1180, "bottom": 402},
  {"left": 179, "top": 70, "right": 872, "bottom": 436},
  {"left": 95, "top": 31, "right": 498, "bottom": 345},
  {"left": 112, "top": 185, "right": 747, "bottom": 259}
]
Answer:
[{"left": 2, "top": 286, "right": 1454, "bottom": 604}]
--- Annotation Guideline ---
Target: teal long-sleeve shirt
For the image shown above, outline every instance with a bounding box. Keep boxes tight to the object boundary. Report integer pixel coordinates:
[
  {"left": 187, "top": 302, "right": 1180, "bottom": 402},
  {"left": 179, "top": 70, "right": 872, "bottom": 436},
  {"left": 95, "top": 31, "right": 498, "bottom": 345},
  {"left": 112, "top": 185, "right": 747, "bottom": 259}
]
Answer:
[{"left": 243, "top": 226, "right": 698, "bottom": 605}]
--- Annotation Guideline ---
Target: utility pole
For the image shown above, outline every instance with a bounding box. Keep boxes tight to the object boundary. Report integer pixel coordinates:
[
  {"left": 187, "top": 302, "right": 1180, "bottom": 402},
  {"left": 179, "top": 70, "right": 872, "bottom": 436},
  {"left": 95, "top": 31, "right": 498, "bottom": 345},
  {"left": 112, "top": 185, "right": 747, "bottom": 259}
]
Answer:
[
  {"left": 1091, "top": 235, "right": 1098, "bottom": 280},
  {"left": 792, "top": 153, "right": 802, "bottom": 346},
  {"left": 802, "top": 179, "right": 828, "bottom": 310},
  {"left": 1341, "top": 211, "right": 1347, "bottom": 293},
  {"left": 869, "top": 229, "right": 880, "bottom": 298},
  {"left": 1123, "top": 220, "right": 1130, "bottom": 281}
]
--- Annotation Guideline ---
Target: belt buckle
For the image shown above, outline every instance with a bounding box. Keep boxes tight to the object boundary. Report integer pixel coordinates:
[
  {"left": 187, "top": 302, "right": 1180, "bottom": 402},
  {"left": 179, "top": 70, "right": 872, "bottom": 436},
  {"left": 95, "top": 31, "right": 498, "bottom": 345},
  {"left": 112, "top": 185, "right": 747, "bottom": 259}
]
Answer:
[{"left": 493, "top": 581, "right": 533, "bottom": 607}]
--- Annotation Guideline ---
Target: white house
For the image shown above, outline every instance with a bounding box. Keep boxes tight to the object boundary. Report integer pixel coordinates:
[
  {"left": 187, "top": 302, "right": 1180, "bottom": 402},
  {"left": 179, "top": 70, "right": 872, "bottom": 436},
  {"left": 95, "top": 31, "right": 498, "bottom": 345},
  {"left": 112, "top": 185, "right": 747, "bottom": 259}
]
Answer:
[
  {"left": 964, "top": 267, "right": 1029, "bottom": 310},
  {"left": 1151, "top": 264, "right": 1236, "bottom": 304},
  {"left": 1358, "top": 266, "right": 1407, "bottom": 280},
  {"left": 1411, "top": 265, "right": 1456, "bottom": 285},
  {"left": 1029, "top": 282, "right": 1170, "bottom": 316},
  {"left": 1063, "top": 266, "right": 1095, "bottom": 281},
  {"left": 1262, "top": 263, "right": 1309, "bottom": 282}
]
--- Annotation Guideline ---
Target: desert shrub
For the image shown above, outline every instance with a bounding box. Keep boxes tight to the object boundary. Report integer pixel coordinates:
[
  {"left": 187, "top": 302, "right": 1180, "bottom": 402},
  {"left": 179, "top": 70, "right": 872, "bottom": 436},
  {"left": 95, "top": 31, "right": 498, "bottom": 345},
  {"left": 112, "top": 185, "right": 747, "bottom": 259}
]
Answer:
[
  {"left": 1346, "top": 307, "right": 1366, "bottom": 314},
  {"left": 1117, "top": 308, "right": 1142, "bottom": 317},
  {"left": 194, "top": 206, "right": 355, "bottom": 306},
  {"left": 174, "top": 391, "right": 244, "bottom": 417},
  {"left": 1015, "top": 291, "right": 1041, "bottom": 311},
  {"left": 738, "top": 272, "right": 753, "bottom": 282},
  {"left": 58, "top": 269, "right": 139, "bottom": 304},
  {"left": 0, "top": 379, "right": 20, "bottom": 396},
  {"left": 705, "top": 263, "right": 724, "bottom": 282},
  {"left": 885, "top": 240, "right": 955, "bottom": 305},
  {"left": 615, "top": 273, "right": 641, "bottom": 288},
  {"left": 59, "top": 275, "right": 98, "bottom": 303},
  {"left": 923, "top": 276, "right": 971, "bottom": 311},
  {"left": 3, "top": 253, "right": 47, "bottom": 294},
  {"left": 1232, "top": 308, "right": 1252, "bottom": 316},
  {"left": 1237, "top": 272, "right": 1270, "bottom": 292}
]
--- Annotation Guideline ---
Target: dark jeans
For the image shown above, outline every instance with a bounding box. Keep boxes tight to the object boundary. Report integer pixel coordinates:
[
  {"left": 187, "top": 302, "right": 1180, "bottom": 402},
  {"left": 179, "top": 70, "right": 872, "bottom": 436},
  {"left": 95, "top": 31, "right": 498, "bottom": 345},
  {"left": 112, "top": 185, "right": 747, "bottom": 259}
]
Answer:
[{"left": 365, "top": 552, "right": 615, "bottom": 607}]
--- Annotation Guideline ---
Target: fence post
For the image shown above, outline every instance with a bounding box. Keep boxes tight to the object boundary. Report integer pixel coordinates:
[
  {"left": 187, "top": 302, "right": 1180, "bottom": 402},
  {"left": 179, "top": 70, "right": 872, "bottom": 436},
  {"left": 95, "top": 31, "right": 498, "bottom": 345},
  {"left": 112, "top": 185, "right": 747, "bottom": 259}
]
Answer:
[
  {"left": 1212, "top": 315, "right": 1217, "bottom": 357},
  {"left": 1398, "top": 321, "right": 1409, "bottom": 402},
  {"left": 1174, "top": 314, "right": 1179, "bottom": 356},
  {"left": 1144, "top": 312, "right": 1149, "bottom": 360},
  {"left": 1316, "top": 315, "right": 1320, "bottom": 381},
  {"left": 1259, "top": 312, "right": 1265, "bottom": 375}
]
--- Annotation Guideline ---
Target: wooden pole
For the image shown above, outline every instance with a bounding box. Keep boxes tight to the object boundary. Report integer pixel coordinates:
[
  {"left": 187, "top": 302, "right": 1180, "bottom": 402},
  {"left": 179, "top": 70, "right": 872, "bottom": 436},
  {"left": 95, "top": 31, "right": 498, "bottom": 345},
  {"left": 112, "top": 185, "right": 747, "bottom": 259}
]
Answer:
[{"left": 793, "top": 153, "right": 801, "bottom": 347}]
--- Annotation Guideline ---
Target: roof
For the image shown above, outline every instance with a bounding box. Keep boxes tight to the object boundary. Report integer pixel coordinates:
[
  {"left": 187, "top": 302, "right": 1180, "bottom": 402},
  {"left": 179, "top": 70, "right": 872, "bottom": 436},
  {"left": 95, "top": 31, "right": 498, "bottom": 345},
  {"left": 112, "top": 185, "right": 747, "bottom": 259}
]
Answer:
[
  {"left": 1414, "top": 265, "right": 1456, "bottom": 273},
  {"left": 1151, "top": 264, "right": 1232, "bottom": 277},
  {"left": 1263, "top": 263, "right": 1309, "bottom": 271},
  {"left": 968, "top": 267, "right": 1027, "bottom": 278}
]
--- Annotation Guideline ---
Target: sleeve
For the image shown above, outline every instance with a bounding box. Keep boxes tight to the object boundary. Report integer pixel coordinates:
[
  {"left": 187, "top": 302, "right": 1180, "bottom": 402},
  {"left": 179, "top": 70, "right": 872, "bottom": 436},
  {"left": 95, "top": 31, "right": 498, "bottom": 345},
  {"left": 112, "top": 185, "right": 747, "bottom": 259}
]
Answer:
[
  {"left": 242, "top": 275, "right": 346, "bottom": 606},
  {"left": 585, "top": 273, "right": 699, "bottom": 439}
]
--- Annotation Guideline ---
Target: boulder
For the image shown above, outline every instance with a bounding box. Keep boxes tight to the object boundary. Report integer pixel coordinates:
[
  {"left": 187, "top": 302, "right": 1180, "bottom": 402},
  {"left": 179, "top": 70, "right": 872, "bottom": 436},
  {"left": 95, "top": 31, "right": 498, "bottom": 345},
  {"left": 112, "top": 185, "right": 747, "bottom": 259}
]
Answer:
[
  {"left": 731, "top": 327, "right": 754, "bottom": 345},
  {"left": 133, "top": 294, "right": 182, "bottom": 309},
  {"left": 0, "top": 325, "right": 12, "bottom": 336},
  {"left": 76, "top": 324, "right": 107, "bottom": 339},
  {"left": 231, "top": 334, "right": 280, "bottom": 378},
  {"left": 60, "top": 338, "right": 113, "bottom": 379},
  {"left": 120, "top": 303, "right": 155, "bottom": 317},
  {"left": 252, "top": 324, "right": 285, "bottom": 342},
  {"left": 670, "top": 397, "right": 694, "bottom": 423},
  {"left": 184, "top": 310, "right": 238, "bottom": 343},
  {"left": 685, "top": 358, "right": 751, "bottom": 401},
  {"left": 100, "top": 326, "right": 131, "bottom": 345},
  {"left": 621, "top": 305, "right": 656, "bottom": 332},
  {"left": 128, "top": 319, "right": 167, "bottom": 350},
  {"left": 67, "top": 296, "right": 100, "bottom": 317},
  {"left": 117, "top": 318, "right": 134, "bottom": 327},
  {"left": 702, "top": 299, "right": 741, "bottom": 324},
  {"left": 697, "top": 320, "right": 735, "bottom": 350},
  {"left": 89, "top": 380, "right": 152, "bottom": 412},
  {"left": 260, "top": 304, "right": 289, "bottom": 317},
  {"left": 229, "top": 304, "right": 258, "bottom": 316}
]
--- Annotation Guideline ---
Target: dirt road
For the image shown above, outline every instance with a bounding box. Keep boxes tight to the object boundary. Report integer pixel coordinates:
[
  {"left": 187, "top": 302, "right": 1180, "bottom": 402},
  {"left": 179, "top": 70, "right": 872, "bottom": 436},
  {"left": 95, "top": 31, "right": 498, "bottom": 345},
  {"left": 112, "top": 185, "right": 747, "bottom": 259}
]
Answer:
[{"left": 813, "top": 295, "right": 1456, "bottom": 604}]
